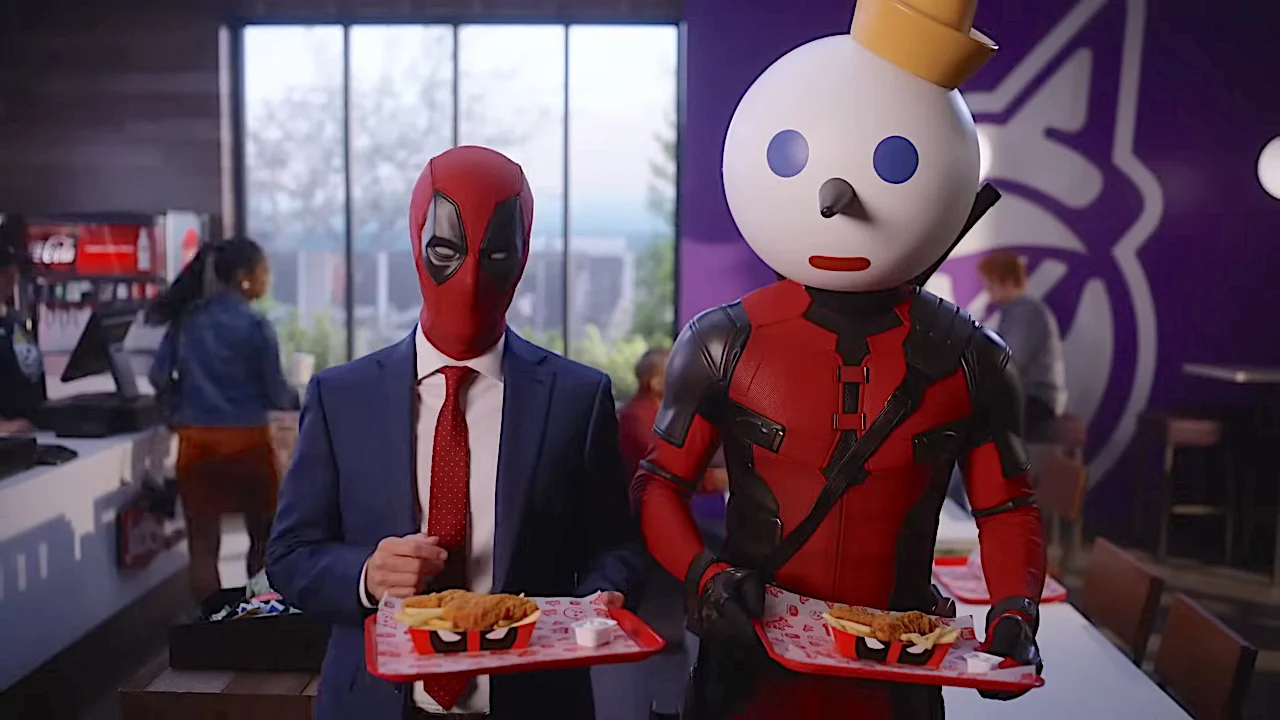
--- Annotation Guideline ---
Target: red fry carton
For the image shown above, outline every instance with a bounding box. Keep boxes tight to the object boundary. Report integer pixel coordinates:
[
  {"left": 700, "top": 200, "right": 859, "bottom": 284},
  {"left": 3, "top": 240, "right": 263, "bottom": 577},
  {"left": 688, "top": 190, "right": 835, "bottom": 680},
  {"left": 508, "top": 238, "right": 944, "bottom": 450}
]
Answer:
[
  {"left": 824, "top": 608, "right": 959, "bottom": 669},
  {"left": 401, "top": 609, "right": 542, "bottom": 655}
]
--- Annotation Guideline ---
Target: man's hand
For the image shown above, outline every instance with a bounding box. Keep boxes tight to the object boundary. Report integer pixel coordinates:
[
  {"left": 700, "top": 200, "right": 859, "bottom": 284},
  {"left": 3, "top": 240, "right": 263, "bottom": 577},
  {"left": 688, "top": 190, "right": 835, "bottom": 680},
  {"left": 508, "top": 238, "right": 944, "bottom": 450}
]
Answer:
[
  {"left": 598, "top": 591, "right": 625, "bottom": 609},
  {"left": 979, "top": 614, "right": 1042, "bottom": 700},
  {"left": 694, "top": 567, "right": 764, "bottom": 645},
  {"left": 365, "top": 534, "right": 448, "bottom": 600}
]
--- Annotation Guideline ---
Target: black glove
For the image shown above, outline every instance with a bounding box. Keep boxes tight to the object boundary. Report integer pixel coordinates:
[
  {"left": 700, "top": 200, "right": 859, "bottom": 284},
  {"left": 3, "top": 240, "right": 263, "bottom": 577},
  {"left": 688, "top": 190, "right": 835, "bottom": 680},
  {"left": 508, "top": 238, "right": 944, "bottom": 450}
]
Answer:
[
  {"left": 691, "top": 566, "right": 765, "bottom": 646},
  {"left": 978, "top": 613, "right": 1043, "bottom": 700}
]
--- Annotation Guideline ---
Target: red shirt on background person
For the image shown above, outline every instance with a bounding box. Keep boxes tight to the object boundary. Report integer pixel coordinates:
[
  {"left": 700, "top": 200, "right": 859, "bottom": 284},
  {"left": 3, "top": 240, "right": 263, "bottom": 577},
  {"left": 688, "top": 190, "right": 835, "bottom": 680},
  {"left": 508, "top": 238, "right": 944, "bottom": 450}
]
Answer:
[
  {"left": 619, "top": 348, "right": 727, "bottom": 494},
  {"left": 618, "top": 348, "right": 667, "bottom": 482}
]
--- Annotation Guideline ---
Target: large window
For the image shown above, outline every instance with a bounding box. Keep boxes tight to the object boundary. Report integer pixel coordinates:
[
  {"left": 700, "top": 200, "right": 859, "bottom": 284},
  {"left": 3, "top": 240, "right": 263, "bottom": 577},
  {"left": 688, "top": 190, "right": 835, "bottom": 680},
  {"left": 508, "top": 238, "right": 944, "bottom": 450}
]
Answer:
[
  {"left": 243, "top": 25, "right": 348, "bottom": 371},
  {"left": 348, "top": 25, "right": 454, "bottom": 354},
  {"left": 567, "top": 26, "right": 678, "bottom": 397},
  {"left": 458, "top": 25, "right": 567, "bottom": 354},
  {"left": 240, "top": 23, "right": 678, "bottom": 399}
]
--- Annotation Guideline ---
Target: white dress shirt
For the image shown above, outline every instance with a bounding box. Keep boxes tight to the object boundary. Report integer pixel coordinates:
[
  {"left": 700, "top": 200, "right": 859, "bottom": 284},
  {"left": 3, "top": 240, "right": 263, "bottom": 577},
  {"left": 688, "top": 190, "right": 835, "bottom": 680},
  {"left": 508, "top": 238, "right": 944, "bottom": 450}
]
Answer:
[{"left": 359, "top": 328, "right": 505, "bottom": 714}]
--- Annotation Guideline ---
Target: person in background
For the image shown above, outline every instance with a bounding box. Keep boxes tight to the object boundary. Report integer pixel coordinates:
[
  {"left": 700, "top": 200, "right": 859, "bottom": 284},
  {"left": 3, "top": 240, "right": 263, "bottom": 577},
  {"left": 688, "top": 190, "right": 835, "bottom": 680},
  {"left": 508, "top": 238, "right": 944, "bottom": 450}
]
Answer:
[
  {"left": 0, "top": 214, "right": 45, "bottom": 435},
  {"left": 148, "top": 237, "right": 299, "bottom": 601},
  {"left": 619, "top": 346, "right": 728, "bottom": 528},
  {"left": 977, "top": 251, "right": 1068, "bottom": 443},
  {"left": 619, "top": 347, "right": 728, "bottom": 720},
  {"left": 618, "top": 348, "right": 669, "bottom": 480}
]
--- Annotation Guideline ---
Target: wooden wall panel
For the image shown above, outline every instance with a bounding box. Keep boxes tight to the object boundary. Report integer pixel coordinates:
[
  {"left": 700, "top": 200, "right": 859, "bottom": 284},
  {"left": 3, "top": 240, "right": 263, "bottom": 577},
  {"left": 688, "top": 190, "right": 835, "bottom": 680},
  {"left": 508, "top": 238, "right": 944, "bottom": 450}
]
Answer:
[
  {"left": 0, "top": 0, "right": 681, "bottom": 217},
  {"left": 0, "top": 4, "right": 225, "bottom": 215}
]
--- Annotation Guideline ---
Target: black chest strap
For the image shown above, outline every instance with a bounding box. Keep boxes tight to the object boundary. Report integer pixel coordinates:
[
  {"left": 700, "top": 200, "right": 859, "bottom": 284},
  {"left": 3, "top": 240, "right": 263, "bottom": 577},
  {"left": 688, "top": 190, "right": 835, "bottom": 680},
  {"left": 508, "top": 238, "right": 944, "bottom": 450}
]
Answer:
[{"left": 760, "top": 294, "right": 975, "bottom": 578}]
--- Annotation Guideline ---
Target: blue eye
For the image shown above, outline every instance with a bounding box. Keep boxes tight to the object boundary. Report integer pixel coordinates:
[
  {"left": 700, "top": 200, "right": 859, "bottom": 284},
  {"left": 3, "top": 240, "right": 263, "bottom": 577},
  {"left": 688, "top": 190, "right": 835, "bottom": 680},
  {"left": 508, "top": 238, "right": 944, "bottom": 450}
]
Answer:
[
  {"left": 767, "top": 129, "right": 809, "bottom": 178},
  {"left": 873, "top": 136, "right": 919, "bottom": 184}
]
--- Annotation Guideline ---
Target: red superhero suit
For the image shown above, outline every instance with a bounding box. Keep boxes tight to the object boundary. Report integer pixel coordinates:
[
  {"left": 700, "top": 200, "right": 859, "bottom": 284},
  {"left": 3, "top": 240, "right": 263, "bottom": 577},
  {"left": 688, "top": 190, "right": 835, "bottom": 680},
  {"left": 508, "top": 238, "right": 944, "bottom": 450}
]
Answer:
[
  {"left": 633, "top": 277, "right": 1046, "bottom": 719},
  {"left": 410, "top": 145, "right": 535, "bottom": 360}
]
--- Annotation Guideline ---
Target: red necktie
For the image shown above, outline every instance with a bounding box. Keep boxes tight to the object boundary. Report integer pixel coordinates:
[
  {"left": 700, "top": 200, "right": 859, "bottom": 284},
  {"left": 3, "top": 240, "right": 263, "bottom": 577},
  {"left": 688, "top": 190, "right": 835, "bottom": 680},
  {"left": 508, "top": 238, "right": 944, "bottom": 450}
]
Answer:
[{"left": 421, "top": 365, "right": 477, "bottom": 711}]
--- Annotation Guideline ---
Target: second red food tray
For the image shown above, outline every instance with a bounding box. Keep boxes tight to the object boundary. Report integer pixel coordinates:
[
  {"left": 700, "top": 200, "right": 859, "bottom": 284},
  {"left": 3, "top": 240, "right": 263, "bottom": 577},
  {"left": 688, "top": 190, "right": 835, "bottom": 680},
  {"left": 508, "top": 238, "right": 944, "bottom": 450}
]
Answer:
[
  {"left": 365, "top": 594, "right": 666, "bottom": 682},
  {"left": 753, "top": 587, "right": 1043, "bottom": 694},
  {"left": 932, "top": 556, "right": 1068, "bottom": 604}
]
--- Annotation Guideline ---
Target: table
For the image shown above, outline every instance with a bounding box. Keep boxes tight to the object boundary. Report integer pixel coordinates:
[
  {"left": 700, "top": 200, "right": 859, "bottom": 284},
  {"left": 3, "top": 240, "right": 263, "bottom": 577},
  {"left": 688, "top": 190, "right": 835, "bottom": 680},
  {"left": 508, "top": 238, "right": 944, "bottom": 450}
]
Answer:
[
  {"left": 936, "top": 498, "right": 979, "bottom": 557},
  {"left": 121, "top": 655, "right": 317, "bottom": 720},
  {"left": 942, "top": 601, "right": 1189, "bottom": 719},
  {"left": 125, "top": 602, "right": 1189, "bottom": 720},
  {"left": 0, "top": 427, "right": 187, "bottom": 692},
  {"left": 1183, "top": 363, "right": 1280, "bottom": 385},
  {"left": 1182, "top": 362, "right": 1280, "bottom": 589}
]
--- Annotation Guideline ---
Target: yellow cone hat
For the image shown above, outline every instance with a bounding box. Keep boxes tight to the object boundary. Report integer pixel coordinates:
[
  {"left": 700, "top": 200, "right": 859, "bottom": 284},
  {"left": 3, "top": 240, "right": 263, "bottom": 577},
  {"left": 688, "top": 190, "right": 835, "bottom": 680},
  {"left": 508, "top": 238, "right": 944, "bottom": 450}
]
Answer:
[{"left": 851, "top": 0, "right": 997, "bottom": 89}]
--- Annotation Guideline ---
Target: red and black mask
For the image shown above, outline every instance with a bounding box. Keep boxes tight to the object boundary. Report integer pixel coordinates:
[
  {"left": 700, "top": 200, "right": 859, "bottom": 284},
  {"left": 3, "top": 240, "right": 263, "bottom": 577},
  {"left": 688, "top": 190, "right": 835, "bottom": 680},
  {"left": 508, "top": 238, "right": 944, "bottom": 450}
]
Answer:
[{"left": 409, "top": 146, "right": 534, "bottom": 360}]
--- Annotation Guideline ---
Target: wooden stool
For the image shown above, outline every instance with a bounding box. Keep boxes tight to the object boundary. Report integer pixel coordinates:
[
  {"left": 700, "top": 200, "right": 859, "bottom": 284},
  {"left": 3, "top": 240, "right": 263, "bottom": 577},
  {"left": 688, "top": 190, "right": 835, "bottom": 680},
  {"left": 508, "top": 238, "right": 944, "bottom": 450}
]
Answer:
[
  {"left": 1080, "top": 538, "right": 1165, "bottom": 664},
  {"left": 1154, "top": 594, "right": 1257, "bottom": 720},
  {"left": 1032, "top": 445, "right": 1088, "bottom": 574},
  {"left": 1137, "top": 413, "right": 1233, "bottom": 565}
]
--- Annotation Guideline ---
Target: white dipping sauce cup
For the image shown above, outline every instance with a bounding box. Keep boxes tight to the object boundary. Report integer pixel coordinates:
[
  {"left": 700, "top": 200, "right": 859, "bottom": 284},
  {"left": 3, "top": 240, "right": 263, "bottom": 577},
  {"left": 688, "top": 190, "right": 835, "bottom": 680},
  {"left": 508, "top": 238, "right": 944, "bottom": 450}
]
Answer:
[
  {"left": 965, "top": 651, "right": 1003, "bottom": 674},
  {"left": 573, "top": 617, "right": 618, "bottom": 647}
]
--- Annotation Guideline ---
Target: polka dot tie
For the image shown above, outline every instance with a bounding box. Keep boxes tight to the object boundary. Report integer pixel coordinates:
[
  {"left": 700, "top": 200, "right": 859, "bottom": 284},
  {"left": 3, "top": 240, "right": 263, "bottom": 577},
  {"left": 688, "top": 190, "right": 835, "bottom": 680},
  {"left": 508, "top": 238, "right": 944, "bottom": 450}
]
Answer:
[{"left": 422, "top": 365, "right": 477, "bottom": 710}]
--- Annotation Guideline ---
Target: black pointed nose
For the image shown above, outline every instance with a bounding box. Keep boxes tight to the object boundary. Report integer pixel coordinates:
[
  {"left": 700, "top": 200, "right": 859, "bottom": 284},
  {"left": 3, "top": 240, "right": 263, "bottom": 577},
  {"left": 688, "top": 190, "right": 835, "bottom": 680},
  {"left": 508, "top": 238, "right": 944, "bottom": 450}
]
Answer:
[{"left": 819, "top": 177, "right": 860, "bottom": 219}]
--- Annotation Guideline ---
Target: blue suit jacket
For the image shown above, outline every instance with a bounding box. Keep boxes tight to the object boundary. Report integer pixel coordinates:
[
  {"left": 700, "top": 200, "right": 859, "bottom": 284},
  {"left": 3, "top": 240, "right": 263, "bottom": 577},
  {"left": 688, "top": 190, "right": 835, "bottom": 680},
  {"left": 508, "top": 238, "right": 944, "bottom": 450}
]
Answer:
[{"left": 267, "top": 331, "right": 646, "bottom": 720}]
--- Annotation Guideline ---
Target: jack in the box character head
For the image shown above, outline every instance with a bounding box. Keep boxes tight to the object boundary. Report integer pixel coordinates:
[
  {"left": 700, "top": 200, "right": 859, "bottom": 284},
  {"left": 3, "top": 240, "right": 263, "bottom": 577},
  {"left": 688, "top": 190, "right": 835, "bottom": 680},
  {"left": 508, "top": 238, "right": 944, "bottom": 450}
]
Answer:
[{"left": 722, "top": 0, "right": 997, "bottom": 292}]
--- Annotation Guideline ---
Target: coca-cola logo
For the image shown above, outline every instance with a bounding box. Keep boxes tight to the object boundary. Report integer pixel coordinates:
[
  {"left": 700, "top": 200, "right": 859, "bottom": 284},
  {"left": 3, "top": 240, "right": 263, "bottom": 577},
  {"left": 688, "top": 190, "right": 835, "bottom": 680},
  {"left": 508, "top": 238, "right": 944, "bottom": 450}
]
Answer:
[{"left": 29, "top": 234, "right": 77, "bottom": 265}]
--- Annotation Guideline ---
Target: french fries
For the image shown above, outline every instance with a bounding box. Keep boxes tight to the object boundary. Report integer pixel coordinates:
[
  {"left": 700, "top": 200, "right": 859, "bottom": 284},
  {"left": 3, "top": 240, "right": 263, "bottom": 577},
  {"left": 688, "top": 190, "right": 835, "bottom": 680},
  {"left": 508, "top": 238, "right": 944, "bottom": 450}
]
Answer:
[
  {"left": 825, "top": 613, "right": 873, "bottom": 637},
  {"left": 900, "top": 625, "right": 960, "bottom": 650}
]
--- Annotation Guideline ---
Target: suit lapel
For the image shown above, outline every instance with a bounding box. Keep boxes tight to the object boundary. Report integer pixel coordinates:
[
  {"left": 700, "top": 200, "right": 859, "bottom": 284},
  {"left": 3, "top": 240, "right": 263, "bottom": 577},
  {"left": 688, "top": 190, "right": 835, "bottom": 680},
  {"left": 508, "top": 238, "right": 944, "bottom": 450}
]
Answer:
[
  {"left": 377, "top": 332, "right": 418, "bottom": 535},
  {"left": 492, "top": 331, "right": 555, "bottom": 590}
]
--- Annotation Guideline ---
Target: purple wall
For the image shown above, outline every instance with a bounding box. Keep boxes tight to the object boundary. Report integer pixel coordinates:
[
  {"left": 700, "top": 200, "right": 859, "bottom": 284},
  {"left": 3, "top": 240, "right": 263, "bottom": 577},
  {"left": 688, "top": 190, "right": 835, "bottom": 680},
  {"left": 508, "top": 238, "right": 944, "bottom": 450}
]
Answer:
[{"left": 679, "top": 0, "right": 1280, "bottom": 505}]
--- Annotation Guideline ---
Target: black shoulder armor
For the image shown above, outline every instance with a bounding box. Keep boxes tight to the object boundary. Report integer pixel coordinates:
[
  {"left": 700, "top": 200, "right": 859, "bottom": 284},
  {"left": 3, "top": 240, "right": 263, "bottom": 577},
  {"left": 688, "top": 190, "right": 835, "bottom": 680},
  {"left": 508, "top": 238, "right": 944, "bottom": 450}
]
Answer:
[
  {"left": 904, "top": 292, "right": 980, "bottom": 382},
  {"left": 962, "top": 326, "right": 1031, "bottom": 477},
  {"left": 653, "top": 302, "right": 751, "bottom": 447}
]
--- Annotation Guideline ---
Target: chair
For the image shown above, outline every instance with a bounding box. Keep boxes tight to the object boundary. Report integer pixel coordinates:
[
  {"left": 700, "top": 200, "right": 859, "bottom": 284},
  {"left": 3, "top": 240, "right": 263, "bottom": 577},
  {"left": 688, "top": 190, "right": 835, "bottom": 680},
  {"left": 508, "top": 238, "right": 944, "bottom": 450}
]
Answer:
[
  {"left": 1154, "top": 594, "right": 1257, "bottom": 720},
  {"left": 1136, "top": 412, "right": 1234, "bottom": 564},
  {"left": 1031, "top": 446, "right": 1088, "bottom": 573},
  {"left": 1080, "top": 538, "right": 1165, "bottom": 663}
]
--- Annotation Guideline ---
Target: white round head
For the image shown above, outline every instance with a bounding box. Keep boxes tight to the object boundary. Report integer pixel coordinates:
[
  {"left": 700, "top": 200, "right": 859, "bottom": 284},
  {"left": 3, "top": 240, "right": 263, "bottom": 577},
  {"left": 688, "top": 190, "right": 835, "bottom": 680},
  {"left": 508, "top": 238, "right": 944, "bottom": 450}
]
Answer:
[{"left": 723, "top": 35, "right": 981, "bottom": 291}]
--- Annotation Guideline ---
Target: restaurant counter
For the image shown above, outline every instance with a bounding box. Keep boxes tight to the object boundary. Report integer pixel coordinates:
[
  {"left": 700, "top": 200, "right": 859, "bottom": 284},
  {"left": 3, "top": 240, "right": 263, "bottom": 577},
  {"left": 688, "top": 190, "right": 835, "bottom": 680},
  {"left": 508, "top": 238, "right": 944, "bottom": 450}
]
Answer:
[{"left": 0, "top": 426, "right": 187, "bottom": 691}]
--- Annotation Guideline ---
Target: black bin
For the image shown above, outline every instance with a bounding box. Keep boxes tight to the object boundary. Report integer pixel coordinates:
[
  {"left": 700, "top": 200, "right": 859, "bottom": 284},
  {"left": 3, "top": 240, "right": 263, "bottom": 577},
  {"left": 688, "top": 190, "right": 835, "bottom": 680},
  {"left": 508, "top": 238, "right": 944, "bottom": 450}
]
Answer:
[{"left": 168, "top": 587, "right": 330, "bottom": 672}]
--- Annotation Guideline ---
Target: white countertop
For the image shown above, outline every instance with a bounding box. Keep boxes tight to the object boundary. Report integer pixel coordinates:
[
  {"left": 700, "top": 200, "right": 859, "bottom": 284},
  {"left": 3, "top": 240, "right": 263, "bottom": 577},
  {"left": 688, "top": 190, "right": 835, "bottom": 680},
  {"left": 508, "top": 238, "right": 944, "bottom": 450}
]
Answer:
[
  {"left": 932, "top": 499, "right": 1186, "bottom": 717},
  {"left": 942, "top": 600, "right": 1188, "bottom": 719},
  {"left": 0, "top": 427, "right": 187, "bottom": 691},
  {"left": 936, "top": 498, "right": 979, "bottom": 557}
]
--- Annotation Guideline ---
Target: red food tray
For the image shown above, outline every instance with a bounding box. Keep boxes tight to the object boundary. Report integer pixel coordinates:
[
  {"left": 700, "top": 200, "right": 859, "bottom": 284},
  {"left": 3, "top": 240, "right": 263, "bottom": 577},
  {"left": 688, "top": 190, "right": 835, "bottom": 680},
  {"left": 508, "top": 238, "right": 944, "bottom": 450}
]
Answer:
[
  {"left": 753, "top": 587, "right": 1043, "bottom": 694},
  {"left": 365, "top": 594, "right": 666, "bottom": 682},
  {"left": 932, "top": 556, "right": 1068, "bottom": 604}
]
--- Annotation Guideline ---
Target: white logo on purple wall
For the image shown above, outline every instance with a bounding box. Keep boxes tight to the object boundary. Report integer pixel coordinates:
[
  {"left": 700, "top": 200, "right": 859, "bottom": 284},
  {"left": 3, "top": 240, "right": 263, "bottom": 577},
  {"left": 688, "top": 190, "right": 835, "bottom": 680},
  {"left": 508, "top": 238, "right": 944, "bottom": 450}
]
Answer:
[{"left": 923, "top": 0, "right": 1163, "bottom": 485}]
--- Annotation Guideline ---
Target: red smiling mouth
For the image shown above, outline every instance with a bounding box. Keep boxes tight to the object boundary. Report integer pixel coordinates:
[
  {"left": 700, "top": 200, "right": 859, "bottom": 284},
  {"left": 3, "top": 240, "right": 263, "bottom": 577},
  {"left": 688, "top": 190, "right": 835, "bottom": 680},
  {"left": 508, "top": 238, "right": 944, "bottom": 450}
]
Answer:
[{"left": 808, "top": 255, "right": 871, "bottom": 272}]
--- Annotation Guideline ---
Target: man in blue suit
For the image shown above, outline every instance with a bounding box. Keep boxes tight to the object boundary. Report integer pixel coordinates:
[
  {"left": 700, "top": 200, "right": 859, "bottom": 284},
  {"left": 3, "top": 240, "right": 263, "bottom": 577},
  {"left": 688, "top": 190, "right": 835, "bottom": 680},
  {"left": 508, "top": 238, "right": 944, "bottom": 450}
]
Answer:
[{"left": 268, "top": 146, "right": 644, "bottom": 720}]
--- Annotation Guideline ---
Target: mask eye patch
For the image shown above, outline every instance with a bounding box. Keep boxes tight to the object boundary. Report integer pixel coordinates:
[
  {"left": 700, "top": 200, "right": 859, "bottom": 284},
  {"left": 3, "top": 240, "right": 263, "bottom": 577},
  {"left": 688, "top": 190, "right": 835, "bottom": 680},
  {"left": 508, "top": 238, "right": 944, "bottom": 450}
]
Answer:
[
  {"left": 479, "top": 195, "right": 526, "bottom": 287},
  {"left": 422, "top": 192, "right": 467, "bottom": 285}
]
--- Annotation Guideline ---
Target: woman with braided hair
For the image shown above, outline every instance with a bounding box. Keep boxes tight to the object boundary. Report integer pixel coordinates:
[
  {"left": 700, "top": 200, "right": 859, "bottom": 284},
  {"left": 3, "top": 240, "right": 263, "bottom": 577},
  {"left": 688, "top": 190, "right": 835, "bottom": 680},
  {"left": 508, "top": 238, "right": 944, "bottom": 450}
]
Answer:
[{"left": 149, "top": 237, "right": 298, "bottom": 600}]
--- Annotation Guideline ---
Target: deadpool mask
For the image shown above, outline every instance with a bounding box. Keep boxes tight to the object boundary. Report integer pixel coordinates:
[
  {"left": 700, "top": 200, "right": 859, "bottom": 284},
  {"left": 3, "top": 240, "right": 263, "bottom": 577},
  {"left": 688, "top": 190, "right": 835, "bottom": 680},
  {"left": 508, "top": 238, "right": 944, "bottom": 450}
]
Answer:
[{"left": 409, "top": 146, "right": 534, "bottom": 360}]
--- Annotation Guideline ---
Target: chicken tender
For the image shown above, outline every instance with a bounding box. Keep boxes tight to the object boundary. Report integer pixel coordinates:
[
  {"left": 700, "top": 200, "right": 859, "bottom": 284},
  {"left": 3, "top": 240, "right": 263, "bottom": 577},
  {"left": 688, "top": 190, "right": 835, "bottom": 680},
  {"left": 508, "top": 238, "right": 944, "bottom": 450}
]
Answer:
[
  {"left": 404, "top": 589, "right": 472, "bottom": 610},
  {"left": 868, "top": 614, "right": 904, "bottom": 642},
  {"left": 441, "top": 593, "right": 539, "bottom": 631},
  {"left": 897, "top": 610, "right": 938, "bottom": 636},
  {"left": 829, "top": 605, "right": 878, "bottom": 626}
]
